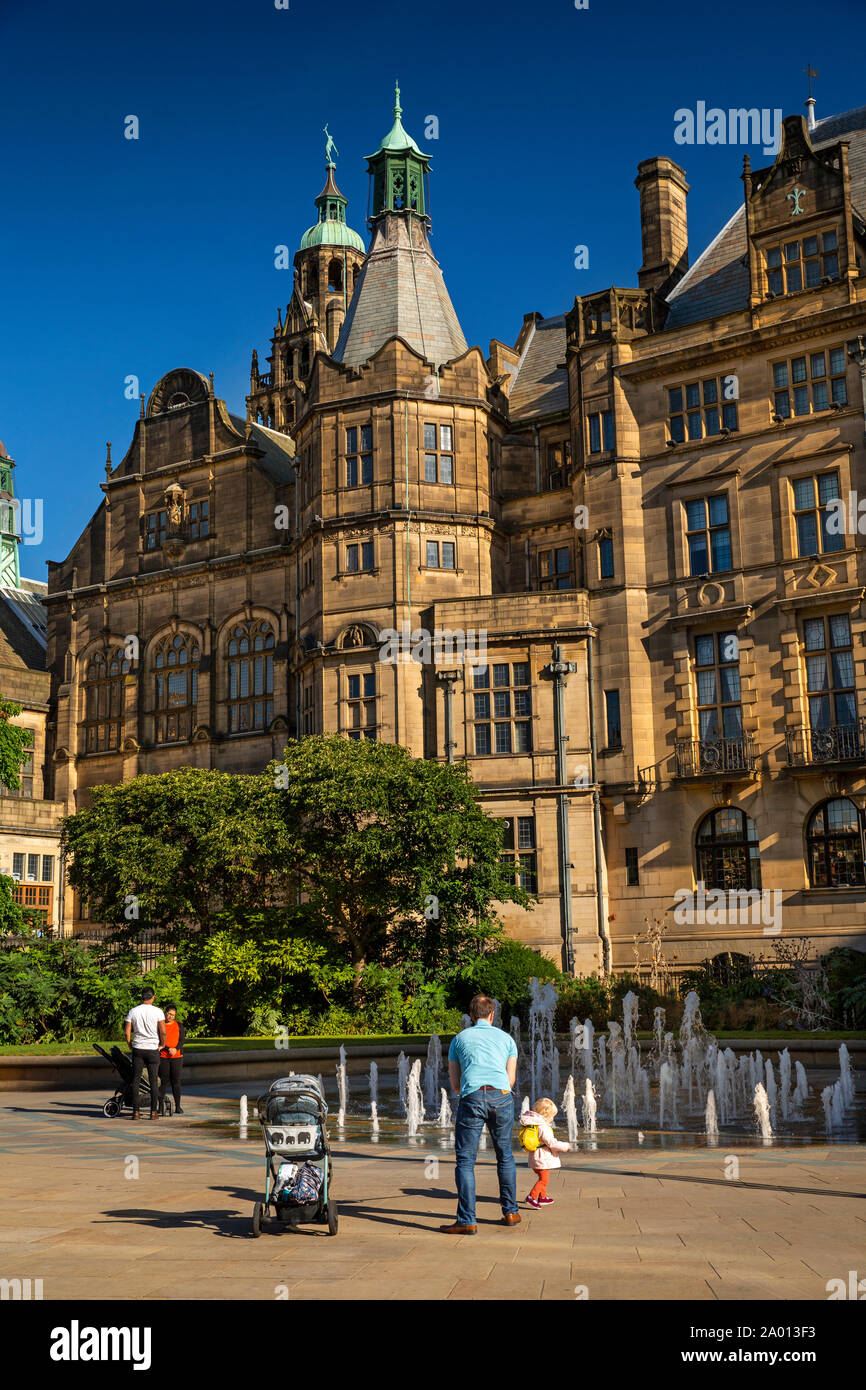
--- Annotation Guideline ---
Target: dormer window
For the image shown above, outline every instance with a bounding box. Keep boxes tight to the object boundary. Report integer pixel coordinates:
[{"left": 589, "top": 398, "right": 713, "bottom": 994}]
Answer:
[{"left": 765, "top": 229, "right": 839, "bottom": 296}]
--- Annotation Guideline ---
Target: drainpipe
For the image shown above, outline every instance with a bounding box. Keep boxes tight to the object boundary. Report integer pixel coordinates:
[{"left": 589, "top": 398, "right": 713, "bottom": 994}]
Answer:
[
  {"left": 585, "top": 626, "right": 612, "bottom": 974},
  {"left": 404, "top": 392, "right": 411, "bottom": 614},
  {"left": 532, "top": 425, "right": 541, "bottom": 493},
  {"left": 545, "top": 644, "right": 578, "bottom": 973},
  {"left": 293, "top": 458, "right": 301, "bottom": 738}
]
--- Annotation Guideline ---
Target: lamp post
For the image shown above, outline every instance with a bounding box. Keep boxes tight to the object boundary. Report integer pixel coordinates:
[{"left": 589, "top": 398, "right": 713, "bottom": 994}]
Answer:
[
  {"left": 436, "top": 669, "right": 461, "bottom": 763},
  {"left": 544, "top": 645, "right": 579, "bottom": 974}
]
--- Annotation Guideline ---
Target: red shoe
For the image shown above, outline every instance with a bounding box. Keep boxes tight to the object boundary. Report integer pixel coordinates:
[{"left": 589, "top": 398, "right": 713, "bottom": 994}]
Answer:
[
  {"left": 538, "top": 1196, "right": 555, "bottom": 1205},
  {"left": 526, "top": 1195, "right": 541, "bottom": 1208}
]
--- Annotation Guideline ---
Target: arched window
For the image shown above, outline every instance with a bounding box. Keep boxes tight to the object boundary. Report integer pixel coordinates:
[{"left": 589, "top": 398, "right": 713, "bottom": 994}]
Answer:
[
  {"left": 226, "top": 620, "right": 275, "bottom": 733},
  {"left": 84, "top": 648, "right": 130, "bottom": 752},
  {"left": 696, "top": 807, "right": 761, "bottom": 891},
  {"left": 153, "top": 632, "right": 200, "bottom": 744},
  {"left": 327, "top": 258, "right": 343, "bottom": 292},
  {"left": 306, "top": 264, "right": 318, "bottom": 296},
  {"left": 806, "top": 798, "right": 865, "bottom": 887}
]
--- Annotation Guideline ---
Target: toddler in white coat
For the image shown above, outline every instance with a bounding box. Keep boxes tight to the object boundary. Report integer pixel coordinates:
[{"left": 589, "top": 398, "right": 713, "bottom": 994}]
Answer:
[{"left": 520, "top": 1096, "right": 571, "bottom": 1207}]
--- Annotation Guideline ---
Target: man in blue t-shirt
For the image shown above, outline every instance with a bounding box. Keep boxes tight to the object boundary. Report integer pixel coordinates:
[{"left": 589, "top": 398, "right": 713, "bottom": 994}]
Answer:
[{"left": 440, "top": 994, "right": 520, "bottom": 1233}]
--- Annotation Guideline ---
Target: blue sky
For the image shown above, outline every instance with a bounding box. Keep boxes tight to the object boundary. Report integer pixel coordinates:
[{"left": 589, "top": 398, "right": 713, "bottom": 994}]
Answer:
[{"left": 1, "top": 0, "right": 864, "bottom": 579}]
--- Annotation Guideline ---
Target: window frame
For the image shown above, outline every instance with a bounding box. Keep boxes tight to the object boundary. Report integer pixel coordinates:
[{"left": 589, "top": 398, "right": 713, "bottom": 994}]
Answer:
[
  {"left": 773, "top": 348, "right": 848, "bottom": 421},
  {"left": 764, "top": 228, "right": 840, "bottom": 297},
  {"left": 345, "top": 669, "right": 377, "bottom": 741},
  {"left": 472, "top": 662, "right": 532, "bottom": 756},
  {"left": 423, "top": 422, "right": 454, "bottom": 485},
  {"left": 225, "top": 619, "right": 275, "bottom": 735},
  {"left": 345, "top": 423, "right": 374, "bottom": 489},
  {"left": 667, "top": 376, "right": 739, "bottom": 443},
  {"left": 153, "top": 631, "right": 200, "bottom": 745}
]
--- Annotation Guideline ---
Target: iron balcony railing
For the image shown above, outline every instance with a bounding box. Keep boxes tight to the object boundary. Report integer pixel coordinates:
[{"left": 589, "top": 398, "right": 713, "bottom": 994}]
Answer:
[
  {"left": 675, "top": 735, "right": 758, "bottom": 778},
  {"left": 786, "top": 719, "right": 866, "bottom": 766}
]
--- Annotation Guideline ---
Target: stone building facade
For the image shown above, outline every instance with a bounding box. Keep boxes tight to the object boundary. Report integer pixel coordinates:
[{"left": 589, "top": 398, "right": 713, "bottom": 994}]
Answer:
[
  {"left": 45, "top": 91, "right": 866, "bottom": 975},
  {"left": 0, "top": 438, "right": 64, "bottom": 930}
]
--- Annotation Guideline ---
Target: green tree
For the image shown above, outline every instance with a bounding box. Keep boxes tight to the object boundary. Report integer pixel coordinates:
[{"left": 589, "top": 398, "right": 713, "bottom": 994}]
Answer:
[
  {"left": 0, "top": 695, "right": 33, "bottom": 793},
  {"left": 61, "top": 767, "right": 296, "bottom": 935},
  {"left": 61, "top": 741, "right": 533, "bottom": 1004},
  {"left": 270, "top": 737, "right": 532, "bottom": 990}
]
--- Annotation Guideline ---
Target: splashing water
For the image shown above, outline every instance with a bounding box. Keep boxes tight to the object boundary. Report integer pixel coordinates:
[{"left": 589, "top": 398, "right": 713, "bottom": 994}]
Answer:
[
  {"left": 406, "top": 1058, "right": 425, "bottom": 1137},
  {"left": 792, "top": 1061, "right": 809, "bottom": 1112},
  {"left": 582, "top": 1077, "right": 597, "bottom": 1134},
  {"left": 562, "top": 1075, "right": 579, "bottom": 1144},
  {"left": 423, "top": 1034, "right": 442, "bottom": 1110},
  {"left": 705, "top": 1089, "right": 719, "bottom": 1138},
  {"left": 437, "top": 1089, "right": 452, "bottom": 1127},
  {"left": 622, "top": 991, "right": 639, "bottom": 1050},
  {"left": 336, "top": 1049, "right": 348, "bottom": 1124},
  {"left": 371, "top": 1100, "right": 379, "bottom": 1133},
  {"left": 659, "top": 1061, "right": 678, "bottom": 1128},
  {"left": 764, "top": 1059, "right": 778, "bottom": 1123},
  {"left": 838, "top": 1044, "right": 855, "bottom": 1108},
  {"left": 822, "top": 1082, "right": 845, "bottom": 1132},
  {"left": 528, "top": 977, "right": 558, "bottom": 1097},
  {"left": 778, "top": 1049, "right": 791, "bottom": 1121},
  {"left": 369, "top": 1061, "right": 378, "bottom": 1111},
  {"left": 396, "top": 1052, "right": 409, "bottom": 1116},
  {"left": 753, "top": 1082, "right": 773, "bottom": 1139}
]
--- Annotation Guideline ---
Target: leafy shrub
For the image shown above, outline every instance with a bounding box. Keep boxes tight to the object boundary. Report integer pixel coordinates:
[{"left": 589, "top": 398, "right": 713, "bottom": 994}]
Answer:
[
  {"left": 0, "top": 939, "right": 142, "bottom": 1044},
  {"left": 459, "top": 939, "right": 561, "bottom": 1019}
]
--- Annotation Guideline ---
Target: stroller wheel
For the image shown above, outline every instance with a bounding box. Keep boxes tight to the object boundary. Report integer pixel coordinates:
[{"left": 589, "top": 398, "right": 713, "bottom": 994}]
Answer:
[
  {"left": 327, "top": 1199, "right": 339, "bottom": 1236},
  {"left": 102, "top": 1099, "right": 121, "bottom": 1119},
  {"left": 251, "top": 1202, "right": 264, "bottom": 1237}
]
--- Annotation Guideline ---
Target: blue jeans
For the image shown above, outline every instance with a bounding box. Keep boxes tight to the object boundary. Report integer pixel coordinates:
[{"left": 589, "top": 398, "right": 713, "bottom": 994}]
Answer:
[{"left": 454, "top": 1088, "right": 517, "bottom": 1225}]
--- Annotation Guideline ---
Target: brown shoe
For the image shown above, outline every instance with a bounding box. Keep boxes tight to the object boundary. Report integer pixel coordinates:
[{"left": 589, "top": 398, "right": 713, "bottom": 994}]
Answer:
[
  {"left": 131, "top": 1111, "right": 140, "bottom": 1121},
  {"left": 149, "top": 1111, "right": 159, "bottom": 1120},
  {"left": 439, "top": 1222, "right": 477, "bottom": 1234},
  {"left": 502, "top": 1212, "right": 522, "bottom": 1226}
]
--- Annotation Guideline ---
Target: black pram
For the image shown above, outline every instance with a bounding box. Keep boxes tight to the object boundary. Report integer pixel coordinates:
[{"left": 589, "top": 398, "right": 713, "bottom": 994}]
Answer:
[{"left": 92, "top": 1043, "right": 173, "bottom": 1117}]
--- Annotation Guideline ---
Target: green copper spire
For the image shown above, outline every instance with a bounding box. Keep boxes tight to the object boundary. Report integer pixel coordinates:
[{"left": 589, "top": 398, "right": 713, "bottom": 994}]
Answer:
[
  {"left": 0, "top": 439, "right": 20, "bottom": 587},
  {"left": 366, "top": 82, "right": 431, "bottom": 221},
  {"left": 299, "top": 150, "right": 366, "bottom": 252}
]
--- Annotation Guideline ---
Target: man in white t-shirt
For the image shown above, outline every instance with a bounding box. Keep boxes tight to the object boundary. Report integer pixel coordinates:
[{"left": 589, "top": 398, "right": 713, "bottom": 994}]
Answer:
[{"left": 124, "top": 988, "right": 166, "bottom": 1120}]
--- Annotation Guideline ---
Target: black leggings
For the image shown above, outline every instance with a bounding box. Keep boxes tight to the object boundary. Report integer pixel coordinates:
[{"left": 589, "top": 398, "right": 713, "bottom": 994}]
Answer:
[{"left": 158, "top": 1057, "right": 183, "bottom": 1108}]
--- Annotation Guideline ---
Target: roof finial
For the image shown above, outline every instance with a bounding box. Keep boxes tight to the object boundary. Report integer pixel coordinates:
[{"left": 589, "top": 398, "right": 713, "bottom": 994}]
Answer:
[
  {"left": 394, "top": 80, "right": 402, "bottom": 119},
  {"left": 804, "top": 63, "right": 818, "bottom": 130},
  {"left": 323, "top": 123, "right": 338, "bottom": 166},
  {"left": 105, "top": 443, "right": 112, "bottom": 480}
]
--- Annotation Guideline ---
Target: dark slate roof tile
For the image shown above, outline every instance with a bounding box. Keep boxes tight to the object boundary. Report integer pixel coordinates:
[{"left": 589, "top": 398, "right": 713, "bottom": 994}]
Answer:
[{"left": 509, "top": 315, "right": 570, "bottom": 420}]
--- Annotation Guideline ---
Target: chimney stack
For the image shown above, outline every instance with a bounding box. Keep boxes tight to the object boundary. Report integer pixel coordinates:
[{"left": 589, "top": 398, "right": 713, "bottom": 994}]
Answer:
[{"left": 635, "top": 156, "right": 689, "bottom": 296}]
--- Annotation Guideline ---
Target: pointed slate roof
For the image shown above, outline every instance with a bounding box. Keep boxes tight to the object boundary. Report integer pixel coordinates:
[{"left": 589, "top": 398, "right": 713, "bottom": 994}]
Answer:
[
  {"left": 333, "top": 214, "right": 468, "bottom": 369},
  {"left": 508, "top": 315, "right": 569, "bottom": 420},
  {"left": 664, "top": 105, "right": 866, "bottom": 330}
]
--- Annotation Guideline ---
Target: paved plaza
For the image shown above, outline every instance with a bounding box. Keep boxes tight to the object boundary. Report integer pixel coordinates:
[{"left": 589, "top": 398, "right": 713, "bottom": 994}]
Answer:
[{"left": 0, "top": 1086, "right": 863, "bottom": 1302}]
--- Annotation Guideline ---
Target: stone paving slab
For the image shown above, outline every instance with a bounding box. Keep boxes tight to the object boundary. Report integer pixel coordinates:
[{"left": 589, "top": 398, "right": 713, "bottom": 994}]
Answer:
[{"left": 1, "top": 1088, "right": 864, "bottom": 1301}]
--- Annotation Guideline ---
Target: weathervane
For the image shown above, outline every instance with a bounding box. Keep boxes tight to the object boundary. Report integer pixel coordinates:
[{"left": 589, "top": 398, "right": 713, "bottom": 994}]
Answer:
[
  {"left": 804, "top": 63, "right": 818, "bottom": 100},
  {"left": 323, "top": 124, "right": 338, "bottom": 166}
]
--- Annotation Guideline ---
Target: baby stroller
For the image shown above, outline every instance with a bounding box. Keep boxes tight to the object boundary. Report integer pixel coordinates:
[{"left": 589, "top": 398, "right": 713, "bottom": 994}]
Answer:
[
  {"left": 252, "top": 1074, "right": 336, "bottom": 1236},
  {"left": 92, "top": 1043, "right": 172, "bottom": 1118}
]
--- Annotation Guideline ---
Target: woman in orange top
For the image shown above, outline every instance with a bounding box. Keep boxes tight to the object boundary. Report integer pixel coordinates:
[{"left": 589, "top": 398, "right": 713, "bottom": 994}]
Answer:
[{"left": 158, "top": 1003, "right": 186, "bottom": 1115}]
